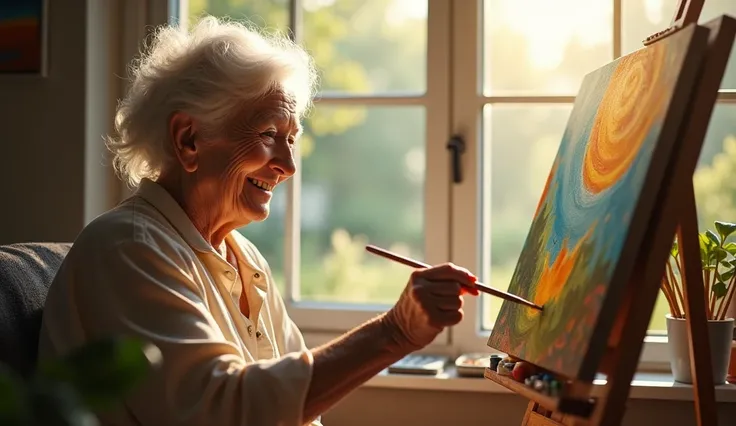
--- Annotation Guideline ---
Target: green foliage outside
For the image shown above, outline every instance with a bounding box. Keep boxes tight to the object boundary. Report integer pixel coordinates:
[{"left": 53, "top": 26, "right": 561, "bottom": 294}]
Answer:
[
  {"left": 186, "top": 0, "right": 736, "bottom": 332},
  {"left": 0, "top": 338, "right": 160, "bottom": 426}
]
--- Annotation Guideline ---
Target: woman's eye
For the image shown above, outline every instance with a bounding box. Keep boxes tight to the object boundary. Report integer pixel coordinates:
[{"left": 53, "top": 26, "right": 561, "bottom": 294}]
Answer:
[{"left": 261, "top": 131, "right": 277, "bottom": 138}]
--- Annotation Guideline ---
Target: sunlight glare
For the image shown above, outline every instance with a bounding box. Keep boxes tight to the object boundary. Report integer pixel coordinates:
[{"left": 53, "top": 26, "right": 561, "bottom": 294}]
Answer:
[
  {"left": 404, "top": 147, "right": 425, "bottom": 185},
  {"left": 500, "top": 0, "right": 611, "bottom": 70},
  {"left": 386, "top": 0, "right": 428, "bottom": 26},
  {"left": 644, "top": 0, "right": 666, "bottom": 25},
  {"left": 528, "top": 135, "right": 560, "bottom": 197},
  {"left": 303, "top": 0, "right": 336, "bottom": 13}
]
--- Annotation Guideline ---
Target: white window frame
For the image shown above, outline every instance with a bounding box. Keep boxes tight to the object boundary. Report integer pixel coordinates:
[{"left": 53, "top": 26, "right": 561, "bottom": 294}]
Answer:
[
  {"left": 282, "top": 0, "right": 453, "bottom": 350},
  {"left": 449, "top": 0, "right": 736, "bottom": 370}
]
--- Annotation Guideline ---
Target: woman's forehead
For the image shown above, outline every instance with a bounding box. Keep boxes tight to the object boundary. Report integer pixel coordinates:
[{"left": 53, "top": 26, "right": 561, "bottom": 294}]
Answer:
[{"left": 258, "top": 87, "right": 298, "bottom": 110}]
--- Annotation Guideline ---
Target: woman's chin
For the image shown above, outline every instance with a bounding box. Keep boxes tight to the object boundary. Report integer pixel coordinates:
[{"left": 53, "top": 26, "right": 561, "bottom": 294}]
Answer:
[
  {"left": 241, "top": 204, "right": 270, "bottom": 223},
  {"left": 240, "top": 187, "right": 272, "bottom": 222}
]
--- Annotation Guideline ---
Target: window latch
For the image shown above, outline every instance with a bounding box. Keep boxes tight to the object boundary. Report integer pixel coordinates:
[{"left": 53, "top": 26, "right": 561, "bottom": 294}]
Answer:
[{"left": 446, "top": 135, "right": 465, "bottom": 183}]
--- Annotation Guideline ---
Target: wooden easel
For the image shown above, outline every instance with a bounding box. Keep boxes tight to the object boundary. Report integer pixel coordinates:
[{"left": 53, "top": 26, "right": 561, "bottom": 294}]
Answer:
[{"left": 483, "top": 1, "right": 735, "bottom": 425}]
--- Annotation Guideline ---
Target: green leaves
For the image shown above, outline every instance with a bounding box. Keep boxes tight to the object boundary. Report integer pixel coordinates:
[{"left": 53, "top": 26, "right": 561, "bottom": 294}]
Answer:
[
  {"left": 715, "top": 221, "right": 736, "bottom": 242},
  {"left": 0, "top": 365, "right": 26, "bottom": 425},
  {"left": 25, "top": 382, "right": 97, "bottom": 426},
  {"left": 724, "top": 242, "right": 736, "bottom": 255},
  {"left": 697, "top": 223, "right": 736, "bottom": 269},
  {"left": 0, "top": 337, "right": 160, "bottom": 426},
  {"left": 669, "top": 220, "right": 736, "bottom": 320},
  {"left": 699, "top": 233, "right": 714, "bottom": 265},
  {"left": 713, "top": 281, "right": 729, "bottom": 299},
  {"left": 38, "top": 337, "right": 161, "bottom": 412},
  {"left": 706, "top": 229, "right": 721, "bottom": 246}
]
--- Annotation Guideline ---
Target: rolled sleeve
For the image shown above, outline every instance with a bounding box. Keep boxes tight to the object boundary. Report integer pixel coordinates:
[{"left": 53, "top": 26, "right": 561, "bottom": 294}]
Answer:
[{"left": 72, "top": 239, "right": 313, "bottom": 426}]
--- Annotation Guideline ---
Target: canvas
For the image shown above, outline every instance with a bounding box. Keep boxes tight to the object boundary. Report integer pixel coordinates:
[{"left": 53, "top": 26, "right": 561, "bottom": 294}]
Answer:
[{"left": 487, "top": 24, "right": 709, "bottom": 380}]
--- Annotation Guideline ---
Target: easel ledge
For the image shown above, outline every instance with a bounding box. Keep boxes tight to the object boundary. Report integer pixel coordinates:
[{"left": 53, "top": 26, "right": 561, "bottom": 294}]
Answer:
[
  {"left": 482, "top": 1, "right": 735, "bottom": 425},
  {"left": 483, "top": 368, "right": 595, "bottom": 420}
]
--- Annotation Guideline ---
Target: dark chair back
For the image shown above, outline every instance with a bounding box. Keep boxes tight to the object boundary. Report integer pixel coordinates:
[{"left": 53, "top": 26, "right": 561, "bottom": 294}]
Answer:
[{"left": 0, "top": 243, "right": 71, "bottom": 376}]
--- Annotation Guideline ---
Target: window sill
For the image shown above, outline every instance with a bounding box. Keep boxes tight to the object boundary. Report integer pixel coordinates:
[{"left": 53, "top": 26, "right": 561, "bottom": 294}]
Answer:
[{"left": 362, "top": 366, "right": 736, "bottom": 403}]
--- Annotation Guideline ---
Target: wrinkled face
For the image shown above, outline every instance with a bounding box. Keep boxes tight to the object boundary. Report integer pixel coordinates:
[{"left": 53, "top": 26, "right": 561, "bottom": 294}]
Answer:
[{"left": 194, "top": 88, "right": 299, "bottom": 224}]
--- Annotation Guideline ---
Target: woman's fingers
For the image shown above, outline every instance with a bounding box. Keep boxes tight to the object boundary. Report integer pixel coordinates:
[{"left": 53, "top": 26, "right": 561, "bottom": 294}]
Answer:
[
  {"left": 411, "top": 263, "right": 479, "bottom": 296},
  {"left": 427, "top": 305, "right": 464, "bottom": 327},
  {"left": 412, "top": 263, "right": 476, "bottom": 285},
  {"left": 417, "top": 291, "right": 463, "bottom": 311}
]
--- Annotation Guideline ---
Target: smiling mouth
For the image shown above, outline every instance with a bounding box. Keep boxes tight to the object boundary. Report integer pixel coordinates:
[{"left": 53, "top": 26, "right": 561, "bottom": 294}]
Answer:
[{"left": 247, "top": 177, "right": 275, "bottom": 192}]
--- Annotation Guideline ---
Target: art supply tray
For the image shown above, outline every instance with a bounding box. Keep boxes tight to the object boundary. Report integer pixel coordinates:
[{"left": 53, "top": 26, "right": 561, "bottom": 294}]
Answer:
[{"left": 454, "top": 353, "right": 493, "bottom": 377}]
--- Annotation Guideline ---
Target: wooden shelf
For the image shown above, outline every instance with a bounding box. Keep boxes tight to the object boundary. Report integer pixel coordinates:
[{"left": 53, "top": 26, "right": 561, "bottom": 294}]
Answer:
[{"left": 484, "top": 368, "right": 596, "bottom": 418}]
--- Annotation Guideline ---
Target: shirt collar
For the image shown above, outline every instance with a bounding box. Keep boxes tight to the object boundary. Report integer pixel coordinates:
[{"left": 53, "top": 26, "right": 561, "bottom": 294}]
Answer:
[
  {"left": 135, "top": 179, "right": 268, "bottom": 293},
  {"left": 135, "top": 178, "right": 214, "bottom": 253}
]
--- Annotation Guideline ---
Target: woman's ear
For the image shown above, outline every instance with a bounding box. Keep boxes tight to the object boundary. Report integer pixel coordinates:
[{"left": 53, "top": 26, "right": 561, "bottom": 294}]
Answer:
[{"left": 169, "top": 112, "right": 199, "bottom": 173}]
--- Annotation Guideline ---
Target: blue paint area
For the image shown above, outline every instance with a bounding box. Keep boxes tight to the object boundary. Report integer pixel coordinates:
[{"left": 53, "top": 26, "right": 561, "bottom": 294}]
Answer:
[{"left": 543, "top": 65, "right": 616, "bottom": 261}]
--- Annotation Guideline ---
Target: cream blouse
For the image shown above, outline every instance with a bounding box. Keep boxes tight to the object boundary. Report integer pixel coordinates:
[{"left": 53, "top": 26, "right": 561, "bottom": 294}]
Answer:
[{"left": 38, "top": 178, "right": 321, "bottom": 426}]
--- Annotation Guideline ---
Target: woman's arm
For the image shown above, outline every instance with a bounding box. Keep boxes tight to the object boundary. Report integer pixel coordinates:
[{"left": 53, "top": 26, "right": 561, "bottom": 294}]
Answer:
[
  {"left": 303, "top": 315, "right": 400, "bottom": 422},
  {"left": 303, "top": 265, "right": 477, "bottom": 422}
]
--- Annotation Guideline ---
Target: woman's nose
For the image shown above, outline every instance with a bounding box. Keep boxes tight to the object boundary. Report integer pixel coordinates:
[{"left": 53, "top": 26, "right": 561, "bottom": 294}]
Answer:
[{"left": 270, "top": 148, "right": 296, "bottom": 178}]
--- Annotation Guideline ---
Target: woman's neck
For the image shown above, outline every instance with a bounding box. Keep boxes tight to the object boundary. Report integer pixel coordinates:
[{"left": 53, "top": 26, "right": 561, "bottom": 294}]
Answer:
[{"left": 155, "top": 172, "right": 235, "bottom": 249}]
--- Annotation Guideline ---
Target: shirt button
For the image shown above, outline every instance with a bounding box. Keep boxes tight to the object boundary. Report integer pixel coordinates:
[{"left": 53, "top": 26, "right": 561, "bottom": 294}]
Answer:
[
  {"left": 253, "top": 272, "right": 260, "bottom": 279},
  {"left": 247, "top": 325, "right": 253, "bottom": 336},
  {"left": 224, "top": 270, "right": 235, "bottom": 280}
]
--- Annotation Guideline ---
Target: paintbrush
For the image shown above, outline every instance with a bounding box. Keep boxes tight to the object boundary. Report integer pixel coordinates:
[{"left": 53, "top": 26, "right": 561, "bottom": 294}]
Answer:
[{"left": 365, "top": 244, "right": 543, "bottom": 311}]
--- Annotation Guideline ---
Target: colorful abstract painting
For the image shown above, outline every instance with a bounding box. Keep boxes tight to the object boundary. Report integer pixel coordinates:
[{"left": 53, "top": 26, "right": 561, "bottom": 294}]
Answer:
[
  {"left": 0, "top": 0, "right": 45, "bottom": 73},
  {"left": 487, "top": 25, "right": 709, "bottom": 380}
]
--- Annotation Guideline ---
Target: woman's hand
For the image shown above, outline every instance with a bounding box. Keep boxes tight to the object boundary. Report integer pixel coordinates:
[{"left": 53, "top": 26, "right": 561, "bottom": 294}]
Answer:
[
  {"left": 383, "top": 263, "right": 479, "bottom": 353},
  {"left": 304, "top": 263, "right": 478, "bottom": 422}
]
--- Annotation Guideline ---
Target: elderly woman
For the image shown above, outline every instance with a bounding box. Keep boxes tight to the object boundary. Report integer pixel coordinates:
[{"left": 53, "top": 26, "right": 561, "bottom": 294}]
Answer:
[{"left": 38, "top": 17, "right": 477, "bottom": 426}]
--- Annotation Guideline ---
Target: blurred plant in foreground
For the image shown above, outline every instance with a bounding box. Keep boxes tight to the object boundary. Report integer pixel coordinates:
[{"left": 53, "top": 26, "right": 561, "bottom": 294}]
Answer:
[{"left": 0, "top": 337, "right": 161, "bottom": 426}]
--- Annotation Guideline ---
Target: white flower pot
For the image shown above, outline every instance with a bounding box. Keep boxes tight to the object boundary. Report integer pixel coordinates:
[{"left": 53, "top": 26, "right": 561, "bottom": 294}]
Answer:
[{"left": 666, "top": 314, "right": 734, "bottom": 384}]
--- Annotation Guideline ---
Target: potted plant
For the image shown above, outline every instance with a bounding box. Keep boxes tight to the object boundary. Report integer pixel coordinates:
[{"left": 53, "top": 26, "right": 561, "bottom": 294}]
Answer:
[
  {"left": 0, "top": 336, "right": 160, "bottom": 426},
  {"left": 661, "top": 220, "right": 736, "bottom": 384}
]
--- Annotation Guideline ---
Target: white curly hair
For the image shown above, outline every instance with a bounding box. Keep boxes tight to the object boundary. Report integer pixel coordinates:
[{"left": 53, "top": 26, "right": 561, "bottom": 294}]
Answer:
[{"left": 106, "top": 16, "right": 318, "bottom": 187}]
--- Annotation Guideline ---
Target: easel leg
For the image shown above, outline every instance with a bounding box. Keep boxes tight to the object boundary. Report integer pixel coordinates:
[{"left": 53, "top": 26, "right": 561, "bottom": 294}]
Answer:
[
  {"left": 677, "top": 184, "right": 717, "bottom": 425},
  {"left": 521, "top": 401, "right": 566, "bottom": 426}
]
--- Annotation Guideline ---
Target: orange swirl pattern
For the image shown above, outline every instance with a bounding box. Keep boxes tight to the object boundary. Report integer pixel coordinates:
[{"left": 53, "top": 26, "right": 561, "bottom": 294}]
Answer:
[{"left": 582, "top": 42, "right": 668, "bottom": 194}]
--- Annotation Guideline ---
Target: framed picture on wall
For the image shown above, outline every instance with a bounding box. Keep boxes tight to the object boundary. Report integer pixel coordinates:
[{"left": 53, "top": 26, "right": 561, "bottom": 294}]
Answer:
[{"left": 0, "top": 0, "right": 47, "bottom": 76}]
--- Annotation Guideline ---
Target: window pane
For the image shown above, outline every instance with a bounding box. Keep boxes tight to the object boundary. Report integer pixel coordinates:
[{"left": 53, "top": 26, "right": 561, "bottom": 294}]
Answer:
[
  {"left": 299, "top": 106, "right": 425, "bottom": 304},
  {"left": 480, "top": 104, "right": 572, "bottom": 329},
  {"left": 303, "top": 0, "right": 427, "bottom": 95},
  {"left": 186, "top": 0, "right": 289, "bottom": 32},
  {"left": 238, "top": 189, "right": 287, "bottom": 295},
  {"left": 482, "top": 0, "right": 613, "bottom": 96},
  {"left": 622, "top": 0, "right": 736, "bottom": 90}
]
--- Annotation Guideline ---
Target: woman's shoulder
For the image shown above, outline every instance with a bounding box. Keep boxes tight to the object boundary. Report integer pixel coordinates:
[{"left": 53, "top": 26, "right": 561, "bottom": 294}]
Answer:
[{"left": 71, "top": 196, "right": 192, "bottom": 259}]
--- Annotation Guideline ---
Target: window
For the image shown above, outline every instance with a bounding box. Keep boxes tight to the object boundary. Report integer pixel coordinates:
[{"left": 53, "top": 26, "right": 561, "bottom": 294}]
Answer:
[
  {"left": 450, "top": 0, "right": 736, "bottom": 365},
  {"left": 178, "top": 0, "right": 452, "bottom": 340},
  {"left": 162, "top": 0, "right": 736, "bottom": 366}
]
